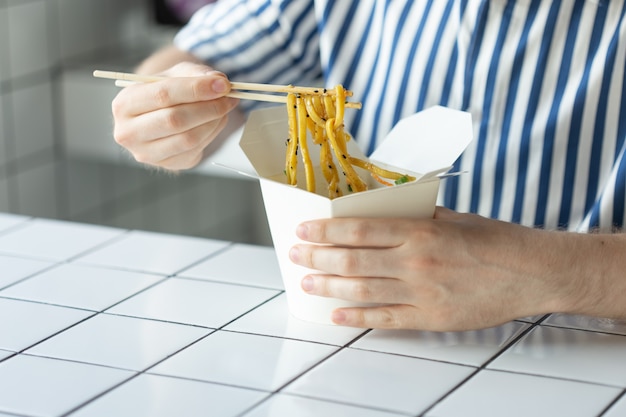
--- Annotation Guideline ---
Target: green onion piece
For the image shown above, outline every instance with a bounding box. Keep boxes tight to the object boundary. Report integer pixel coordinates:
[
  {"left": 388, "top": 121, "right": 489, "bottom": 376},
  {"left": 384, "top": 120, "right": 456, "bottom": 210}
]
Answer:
[{"left": 394, "top": 175, "right": 409, "bottom": 185}]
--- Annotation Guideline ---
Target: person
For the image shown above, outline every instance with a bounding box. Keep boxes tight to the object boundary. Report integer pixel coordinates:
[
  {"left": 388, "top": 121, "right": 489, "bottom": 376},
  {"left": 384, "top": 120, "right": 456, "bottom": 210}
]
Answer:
[
  {"left": 164, "top": 0, "right": 216, "bottom": 23},
  {"left": 110, "top": 0, "right": 626, "bottom": 331}
]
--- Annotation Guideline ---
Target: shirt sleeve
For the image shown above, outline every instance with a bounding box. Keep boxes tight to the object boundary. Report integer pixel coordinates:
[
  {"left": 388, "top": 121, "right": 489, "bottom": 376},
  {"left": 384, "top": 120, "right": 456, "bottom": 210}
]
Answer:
[{"left": 174, "top": 0, "right": 322, "bottom": 89}]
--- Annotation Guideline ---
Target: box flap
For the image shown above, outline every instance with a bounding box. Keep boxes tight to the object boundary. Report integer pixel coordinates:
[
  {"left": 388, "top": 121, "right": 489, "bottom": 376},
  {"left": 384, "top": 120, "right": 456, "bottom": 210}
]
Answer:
[{"left": 369, "top": 106, "right": 473, "bottom": 175}]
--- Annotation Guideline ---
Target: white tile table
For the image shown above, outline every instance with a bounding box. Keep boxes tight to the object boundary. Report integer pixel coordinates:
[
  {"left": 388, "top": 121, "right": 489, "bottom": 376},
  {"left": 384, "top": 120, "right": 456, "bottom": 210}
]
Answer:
[{"left": 0, "top": 212, "right": 625, "bottom": 417}]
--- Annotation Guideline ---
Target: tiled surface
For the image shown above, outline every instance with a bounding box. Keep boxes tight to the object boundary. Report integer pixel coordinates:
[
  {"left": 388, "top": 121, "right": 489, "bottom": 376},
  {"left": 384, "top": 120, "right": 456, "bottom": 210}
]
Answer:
[
  {"left": 27, "top": 314, "right": 209, "bottom": 371},
  {"left": 543, "top": 313, "right": 626, "bottom": 335},
  {"left": 0, "top": 96, "right": 6, "bottom": 169},
  {"left": 283, "top": 348, "right": 475, "bottom": 415},
  {"left": 0, "top": 263, "right": 164, "bottom": 311},
  {"left": 6, "top": 0, "right": 52, "bottom": 78},
  {"left": 242, "top": 394, "right": 407, "bottom": 417},
  {"left": 0, "top": 355, "right": 133, "bottom": 417},
  {"left": 75, "top": 230, "right": 230, "bottom": 274},
  {"left": 425, "top": 370, "right": 621, "bottom": 417},
  {"left": 225, "top": 293, "right": 367, "bottom": 346},
  {"left": 488, "top": 325, "right": 626, "bottom": 386},
  {"left": 10, "top": 81, "right": 55, "bottom": 161},
  {"left": 352, "top": 321, "right": 529, "bottom": 367},
  {"left": 12, "top": 159, "right": 61, "bottom": 218},
  {"left": 0, "top": 178, "right": 9, "bottom": 213},
  {"left": 604, "top": 394, "right": 626, "bottom": 417},
  {"left": 150, "top": 330, "right": 337, "bottom": 391},
  {"left": 0, "top": 218, "right": 124, "bottom": 261},
  {"left": 0, "top": 213, "right": 29, "bottom": 233},
  {"left": 180, "top": 243, "right": 284, "bottom": 289},
  {"left": 2, "top": 215, "right": 626, "bottom": 417},
  {"left": 0, "top": 5, "right": 7, "bottom": 83},
  {"left": 107, "top": 277, "right": 279, "bottom": 328},
  {"left": 0, "top": 298, "right": 93, "bottom": 352},
  {"left": 69, "top": 374, "right": 268, "bottom": 417},
  {"left": 0, "top": 255, "right": 53, "bottom": 290}
]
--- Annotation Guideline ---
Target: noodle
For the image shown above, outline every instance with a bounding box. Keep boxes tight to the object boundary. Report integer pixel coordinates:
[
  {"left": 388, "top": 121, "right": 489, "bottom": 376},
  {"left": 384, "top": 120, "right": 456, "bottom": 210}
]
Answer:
[{"left": 285, "top": 85, "right": 414, "bottom": 198}]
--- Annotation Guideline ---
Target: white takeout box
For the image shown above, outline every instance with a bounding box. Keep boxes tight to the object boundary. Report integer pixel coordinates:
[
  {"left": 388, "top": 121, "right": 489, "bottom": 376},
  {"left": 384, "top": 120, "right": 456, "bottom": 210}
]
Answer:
[{"left": 234, "top": 105, "right": 473, "bottom": 325}]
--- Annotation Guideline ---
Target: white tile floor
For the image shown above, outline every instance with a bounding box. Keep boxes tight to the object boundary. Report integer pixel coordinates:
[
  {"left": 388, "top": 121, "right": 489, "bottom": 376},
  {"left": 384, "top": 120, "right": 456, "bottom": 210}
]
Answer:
[{"left": 1, "top": 212, "right": 625, "bottom": 417}]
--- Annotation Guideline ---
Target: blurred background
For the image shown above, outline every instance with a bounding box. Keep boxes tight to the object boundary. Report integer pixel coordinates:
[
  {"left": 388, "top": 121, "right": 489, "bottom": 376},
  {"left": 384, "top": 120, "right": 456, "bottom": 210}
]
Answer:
[{"left": 0, "top": 0, "right": 272, "bottom": 245}]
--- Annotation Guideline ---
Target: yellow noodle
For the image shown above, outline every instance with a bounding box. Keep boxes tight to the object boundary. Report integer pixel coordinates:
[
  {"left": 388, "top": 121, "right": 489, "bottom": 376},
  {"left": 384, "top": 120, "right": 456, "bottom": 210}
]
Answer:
[
  {"left": 349, "top": 157, "right": 416, "bottom": 182},
  {"left": 304, "top": 96, "right": 326, "bottom": 127},
  {"left": 326, "top": 118, "right": 367, "bottom": 192},
  {"left": 285, "top": 93, "right": 298, "bottom": 185},
  {"left": 297, "top": 96, "right": 316, "bottom": 193},
  {"left": 283, "top": 85, "right": 412, "bottom": 198}
]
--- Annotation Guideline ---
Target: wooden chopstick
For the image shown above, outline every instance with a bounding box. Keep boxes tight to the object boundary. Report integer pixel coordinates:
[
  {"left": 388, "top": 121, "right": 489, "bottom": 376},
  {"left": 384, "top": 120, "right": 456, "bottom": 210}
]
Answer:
[
  {"left": 113, "top": 79, "right": 288, "bottom": 104},
  {"left": 93, "top": 70, "right": 361, "bottom": 109}
]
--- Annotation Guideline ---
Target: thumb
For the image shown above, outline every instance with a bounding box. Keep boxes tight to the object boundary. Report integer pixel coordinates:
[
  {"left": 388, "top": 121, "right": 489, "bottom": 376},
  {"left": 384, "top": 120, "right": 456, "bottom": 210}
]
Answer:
[{"left": 160, "top": 62, "right": 232, "bottom": 98}]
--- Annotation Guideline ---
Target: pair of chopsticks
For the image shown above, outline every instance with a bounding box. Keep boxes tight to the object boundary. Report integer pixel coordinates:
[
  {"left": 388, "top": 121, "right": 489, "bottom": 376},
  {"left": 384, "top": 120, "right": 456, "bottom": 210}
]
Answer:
[{"left": 92, "top": 70, "right": 361, "bottom": 109}]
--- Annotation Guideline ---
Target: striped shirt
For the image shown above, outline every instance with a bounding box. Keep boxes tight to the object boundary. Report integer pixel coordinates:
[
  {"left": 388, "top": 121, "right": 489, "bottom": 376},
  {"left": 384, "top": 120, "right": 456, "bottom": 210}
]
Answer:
[{"left": 175, "top": 0, "right": 626, "bottom": 233}]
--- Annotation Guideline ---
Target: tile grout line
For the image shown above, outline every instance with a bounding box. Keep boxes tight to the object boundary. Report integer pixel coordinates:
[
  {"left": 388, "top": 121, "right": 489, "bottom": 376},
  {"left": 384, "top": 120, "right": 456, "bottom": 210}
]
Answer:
[
  {"left": 63, "top": 229, "right": 133, "bottom": 263},
  {"left": 9, "top": 311, "right": 100, "bottom": 357},
  {"left": 597, "top": 389, "right": 625, "bottom": 416},
  {"left": 415, "top": 319, "right": 542, "bottom": 417},
  {"left": 0, "top": 217, "right": 35, "bottom": 238},
  {"left": 0, "top": 261, "right": 63, "bottom": 292},
  {"left": 237, "top": 317, "right": 579, "bottom": 417},
  {"left": 9, "top": 245, "right": 626, "bottom": 417},
  {"left": 415, "top": 313, "right": 626, "bottom": 417},
  {"left": 233, "top": 328, "right": 379, "bottom": 417},
  {"left": 58, "top": 291, "right": 286, "bottom": 416},
  {"left": 173, "top": 274, "right": 285, "bottom": 292},
  {"left": 172, "top": 242, "right": 236, "bottom": 276},
  {"left": 475, "top": 367, "right": 626, "bottom": 389},
  {"left": 193, "top": 313, "right": 375, "bottom": 415}
]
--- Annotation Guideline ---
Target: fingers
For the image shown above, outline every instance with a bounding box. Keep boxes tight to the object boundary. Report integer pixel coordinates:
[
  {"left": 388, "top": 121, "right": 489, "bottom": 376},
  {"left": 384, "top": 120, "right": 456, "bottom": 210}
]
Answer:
[
  {"left": 115, "top": 97, "right": 237, "bottom": 147},
  {"left": 330, "top": 305, "right": 419, "bottom": 329},
  {"left": 116, "top": 108, "right": 231, "bottom": 168},
  {"left": 109, "top": 62, "right": 239, "bottom": 171},
  {"left": 113, "top": 71, "right": 232, "bottom": 117},
  {"left": 146, "top": 117, "right": 227, "bottom": 171},
  {"left": 295, "top": 217, "right": 413, "bottom": 247},
  {"left": 301, "top": 274, "right": 407, "bottom": 304},
  {"left": 332, "top": 304, "right": 511, "bottom": 332},
  {"left": 290, "top": 244, "right": 399, "bottom": 278}
]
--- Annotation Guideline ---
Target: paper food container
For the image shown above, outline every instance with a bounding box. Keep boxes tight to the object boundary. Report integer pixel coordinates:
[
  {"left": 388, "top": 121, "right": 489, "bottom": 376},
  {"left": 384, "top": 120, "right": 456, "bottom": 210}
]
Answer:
[{"left": 235, "top": 105, "right": 473, "bottom": 325}]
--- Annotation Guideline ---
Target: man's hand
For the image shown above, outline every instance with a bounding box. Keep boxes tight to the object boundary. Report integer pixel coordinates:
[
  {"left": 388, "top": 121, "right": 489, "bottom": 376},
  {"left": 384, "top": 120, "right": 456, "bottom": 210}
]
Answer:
[
  {"left": 111, "top": 61, "right": 239, "bottom": 170},
  {"left": 288, "top": 207, "right": 618, "bottom": 331}
]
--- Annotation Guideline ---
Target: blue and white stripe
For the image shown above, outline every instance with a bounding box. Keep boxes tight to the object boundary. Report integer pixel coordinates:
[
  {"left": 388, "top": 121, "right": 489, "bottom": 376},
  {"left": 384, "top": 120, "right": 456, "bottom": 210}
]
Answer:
[{"left": 175, "top": 0, "right": 626, "bottom": 233}]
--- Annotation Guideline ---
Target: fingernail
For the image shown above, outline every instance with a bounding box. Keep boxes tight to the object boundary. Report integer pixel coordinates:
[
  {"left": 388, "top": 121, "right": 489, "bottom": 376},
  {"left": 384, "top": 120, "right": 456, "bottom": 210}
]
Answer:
[
  {"left": 332, "top": 309, "right": 346, "bottom": 324},
  {"left": 296, "top": 223, "right": 308, "bottom": 239},
  {"left": 289, "top": 246, "right": 300, "bottom": 263},
  {"left": 301, "top": 276, "right": 314, "bottom": 292},
  {"left": 212, "top": 78, "right": 229, "bottom": 93}
]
